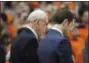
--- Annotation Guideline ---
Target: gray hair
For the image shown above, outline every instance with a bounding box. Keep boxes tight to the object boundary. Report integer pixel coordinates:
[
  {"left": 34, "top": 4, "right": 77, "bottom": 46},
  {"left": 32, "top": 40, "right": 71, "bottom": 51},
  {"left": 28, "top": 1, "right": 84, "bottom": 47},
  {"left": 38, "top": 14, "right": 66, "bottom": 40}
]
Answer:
[{"left": 27, "top": 9, "right": 48, "bottom": 22}]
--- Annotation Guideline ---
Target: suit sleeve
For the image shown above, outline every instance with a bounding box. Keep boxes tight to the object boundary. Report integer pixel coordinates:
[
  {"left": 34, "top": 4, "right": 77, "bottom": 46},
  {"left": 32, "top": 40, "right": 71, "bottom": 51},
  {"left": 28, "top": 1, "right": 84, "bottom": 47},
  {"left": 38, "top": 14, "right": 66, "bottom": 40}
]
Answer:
[{"left": 56, "top": 39, "right": 73, "bottom": 63}]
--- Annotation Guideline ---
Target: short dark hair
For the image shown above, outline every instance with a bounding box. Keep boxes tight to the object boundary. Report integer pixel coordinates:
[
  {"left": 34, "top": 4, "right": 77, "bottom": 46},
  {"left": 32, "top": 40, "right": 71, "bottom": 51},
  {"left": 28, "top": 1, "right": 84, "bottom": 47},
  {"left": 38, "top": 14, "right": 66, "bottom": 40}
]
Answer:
[
  {"left": 0, "top": 13, "right": 7, "bottom": 23},
  {"left": 78, "top": 8, "right": 88, "bottom": 17},
  {"left": 51, "top": 10, "right": 75, "bottom": 24}
]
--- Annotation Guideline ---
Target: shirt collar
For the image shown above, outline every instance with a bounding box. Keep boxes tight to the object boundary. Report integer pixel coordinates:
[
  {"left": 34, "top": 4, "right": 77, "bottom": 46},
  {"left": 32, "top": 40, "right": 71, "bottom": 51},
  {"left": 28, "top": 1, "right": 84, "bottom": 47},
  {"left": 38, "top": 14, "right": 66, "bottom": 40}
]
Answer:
[
  {"left": 47, "top": 24, "right": 53, "bottom": 29},
  {"left": 21, "top": 25, "right": 38, "bottom": 40},
  {"left": 51, "top": 25, "right": 64, "bottom": 37}
]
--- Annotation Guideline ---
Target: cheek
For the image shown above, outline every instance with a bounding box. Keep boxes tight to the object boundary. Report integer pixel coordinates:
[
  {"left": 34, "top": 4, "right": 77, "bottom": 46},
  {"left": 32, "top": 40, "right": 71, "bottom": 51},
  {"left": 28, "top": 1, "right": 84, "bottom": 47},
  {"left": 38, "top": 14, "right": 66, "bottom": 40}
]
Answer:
[
  {"left": 42, "top": 24, "right": 47, "bottom": 32},
  {"left": 65, "top": 25, "right": 69, "bottom": 29},
  {"left": 68, "top": 24, "right": 74, "bottom": 31},
  {"left": 38, "top": 23, "right": 45, "bottom": 31},
  {"left": 42, "top": 24, "right": 46, "bottom": 30},
  {"left": 38, "top": 21, "right": 48, "bottom": 33}
]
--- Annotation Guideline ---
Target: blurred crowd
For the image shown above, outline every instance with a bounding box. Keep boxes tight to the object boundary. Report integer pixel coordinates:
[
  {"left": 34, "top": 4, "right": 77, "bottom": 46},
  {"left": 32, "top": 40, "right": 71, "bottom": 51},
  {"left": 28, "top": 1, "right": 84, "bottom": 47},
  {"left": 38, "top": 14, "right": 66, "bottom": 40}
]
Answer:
[{"left": 0, "top": 1, "right": 89, "bottom": 63}]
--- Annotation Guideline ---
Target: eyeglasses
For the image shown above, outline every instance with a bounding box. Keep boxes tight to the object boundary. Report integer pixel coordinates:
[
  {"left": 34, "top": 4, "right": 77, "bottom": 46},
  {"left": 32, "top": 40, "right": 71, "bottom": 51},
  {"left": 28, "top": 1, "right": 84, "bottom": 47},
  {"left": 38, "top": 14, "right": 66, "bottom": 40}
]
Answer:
[{"left": 37, "top": 19, "right": 49, "bottom": 26}]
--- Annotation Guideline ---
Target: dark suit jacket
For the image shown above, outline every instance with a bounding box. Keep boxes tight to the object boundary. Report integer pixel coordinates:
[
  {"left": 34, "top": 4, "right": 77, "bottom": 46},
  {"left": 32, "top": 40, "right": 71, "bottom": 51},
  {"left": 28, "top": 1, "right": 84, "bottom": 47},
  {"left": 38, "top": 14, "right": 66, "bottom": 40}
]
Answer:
[
  {"left": 10, "top": 28, "right": 39, "bottom": 63},
  {"left": 37, "top": 29, "right": 73, "bottom": 63},
  {"left": 0, "top": 43, "right": 5, "bottom": 63}
]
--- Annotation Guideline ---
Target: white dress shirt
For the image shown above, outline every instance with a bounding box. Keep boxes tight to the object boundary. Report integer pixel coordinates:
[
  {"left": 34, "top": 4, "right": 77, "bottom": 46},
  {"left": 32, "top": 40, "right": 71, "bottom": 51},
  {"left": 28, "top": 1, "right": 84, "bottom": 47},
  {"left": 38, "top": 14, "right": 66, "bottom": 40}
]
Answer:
[{"left": 51, "top": 25, "right": 64, "bottom": 37}]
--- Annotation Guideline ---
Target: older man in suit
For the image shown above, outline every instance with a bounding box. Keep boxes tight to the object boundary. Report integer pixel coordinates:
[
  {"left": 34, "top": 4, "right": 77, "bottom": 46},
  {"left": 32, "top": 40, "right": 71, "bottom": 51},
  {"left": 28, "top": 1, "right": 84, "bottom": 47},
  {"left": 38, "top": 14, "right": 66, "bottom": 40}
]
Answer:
[
  {"left": 37, "top": 10, "right": 75, "bottom": 63},
  {"left": 10, "top": 9, "right": 49, "bottom": 63}
]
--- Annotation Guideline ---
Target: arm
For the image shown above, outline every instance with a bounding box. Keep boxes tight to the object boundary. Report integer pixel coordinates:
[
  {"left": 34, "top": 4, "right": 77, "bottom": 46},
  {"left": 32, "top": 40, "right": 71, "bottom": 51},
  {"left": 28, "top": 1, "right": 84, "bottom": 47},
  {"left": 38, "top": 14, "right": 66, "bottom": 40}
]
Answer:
[{"left": 56, "top": 39, "right": 73, "bottom": 63}]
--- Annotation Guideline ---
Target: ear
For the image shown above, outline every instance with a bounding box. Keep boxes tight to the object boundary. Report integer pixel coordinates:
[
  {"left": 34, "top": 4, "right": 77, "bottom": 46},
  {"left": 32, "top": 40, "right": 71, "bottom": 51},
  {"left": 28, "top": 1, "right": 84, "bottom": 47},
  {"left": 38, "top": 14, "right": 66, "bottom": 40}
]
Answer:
[{"left": 62, "top": 19, "right": 68, "bottom": 26}]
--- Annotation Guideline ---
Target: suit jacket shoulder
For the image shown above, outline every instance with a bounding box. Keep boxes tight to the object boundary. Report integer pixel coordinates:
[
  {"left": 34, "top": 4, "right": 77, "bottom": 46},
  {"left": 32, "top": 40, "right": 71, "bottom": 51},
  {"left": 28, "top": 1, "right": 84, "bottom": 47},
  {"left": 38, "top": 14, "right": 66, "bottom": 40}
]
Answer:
[{"left": 10, "top": 28, "right": 39, "bottom": 63}]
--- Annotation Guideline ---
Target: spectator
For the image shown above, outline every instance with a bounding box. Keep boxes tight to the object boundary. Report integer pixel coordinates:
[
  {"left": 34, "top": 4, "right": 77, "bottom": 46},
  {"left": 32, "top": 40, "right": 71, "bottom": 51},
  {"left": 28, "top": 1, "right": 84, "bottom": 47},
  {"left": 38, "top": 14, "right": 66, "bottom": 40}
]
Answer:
[
  {"left": 83, "top": 35, "right": 88, "bottom": 63},
  {"left": 37, "top": 10, "right": 75, "bottom": 63},
  {"left": 68, "top": 7, "right": 88, "bottom": 63},
  {"left": 0, "top": 13, "right": 9, "bottom": 63},
  {"left": 0, "top": 22, "right": 6, "bottom": 63}
]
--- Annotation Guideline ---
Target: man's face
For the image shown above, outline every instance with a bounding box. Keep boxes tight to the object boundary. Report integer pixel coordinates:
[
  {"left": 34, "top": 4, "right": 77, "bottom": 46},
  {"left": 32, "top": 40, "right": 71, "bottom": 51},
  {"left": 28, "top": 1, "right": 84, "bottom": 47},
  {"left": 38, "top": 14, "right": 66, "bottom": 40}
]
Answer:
[
  {"left": 36, "top": 19, "right": 49, "bottom": 38},
  {"left": 68, "top": 19, "right": 75, "bottom": 31},
  {"left": 81, "top": 11, "right": 88, "bottom": 24},
  {"left": 63, "top": 19, "right": 75, "bottom": 36}
]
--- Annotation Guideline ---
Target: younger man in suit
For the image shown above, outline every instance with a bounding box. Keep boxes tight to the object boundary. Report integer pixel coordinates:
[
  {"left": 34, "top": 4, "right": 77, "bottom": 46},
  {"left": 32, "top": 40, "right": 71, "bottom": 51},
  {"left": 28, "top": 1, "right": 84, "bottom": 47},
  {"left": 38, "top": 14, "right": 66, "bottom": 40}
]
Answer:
[{"left": 37, "top": 10, "right": 75, "bottom": 63}]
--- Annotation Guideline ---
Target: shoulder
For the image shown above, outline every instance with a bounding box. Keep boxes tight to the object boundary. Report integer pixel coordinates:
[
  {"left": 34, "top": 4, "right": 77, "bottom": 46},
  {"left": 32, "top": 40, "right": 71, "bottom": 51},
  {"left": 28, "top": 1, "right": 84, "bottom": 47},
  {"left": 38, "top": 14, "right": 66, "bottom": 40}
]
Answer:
[
  {"left": 14, "top": 32, "right": 37, "bottom": 44},
  {"left": 12, "top": 28, "right": 37, "bottom": 46},
  {"left": 44, "top": 34, "right": 68, "bottom": 42},
  {"left": 17, "top": 28, "right": 36, "bottom": 39},
  {"left": 40, "top": 34, "right": 68, "bottom": 46},
  {"left": 12, "top": 30, "right": 38, "bottom": 52}
]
